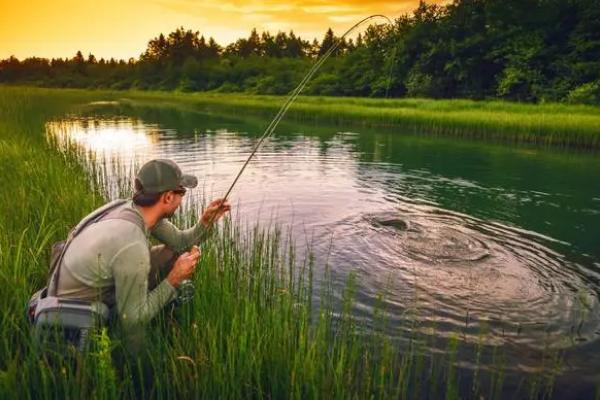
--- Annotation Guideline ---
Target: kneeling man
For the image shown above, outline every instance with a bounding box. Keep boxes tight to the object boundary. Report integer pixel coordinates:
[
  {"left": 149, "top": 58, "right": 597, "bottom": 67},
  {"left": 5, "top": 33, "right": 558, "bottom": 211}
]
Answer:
[{"left": 49, "top": 159, "right": 230, "bottom": 345}]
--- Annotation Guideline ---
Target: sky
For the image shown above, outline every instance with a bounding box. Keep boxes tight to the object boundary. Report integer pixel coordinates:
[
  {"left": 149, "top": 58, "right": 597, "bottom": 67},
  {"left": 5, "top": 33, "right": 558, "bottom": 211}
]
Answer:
[{"left": 0, "top": 0, "right": 448, "bottom": 60}]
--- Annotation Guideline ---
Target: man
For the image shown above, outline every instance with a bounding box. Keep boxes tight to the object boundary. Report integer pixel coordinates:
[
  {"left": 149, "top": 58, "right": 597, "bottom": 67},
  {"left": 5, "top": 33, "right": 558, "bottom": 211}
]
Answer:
[{"left": 51, "top": 158, "right": 230, "bottom": 339}]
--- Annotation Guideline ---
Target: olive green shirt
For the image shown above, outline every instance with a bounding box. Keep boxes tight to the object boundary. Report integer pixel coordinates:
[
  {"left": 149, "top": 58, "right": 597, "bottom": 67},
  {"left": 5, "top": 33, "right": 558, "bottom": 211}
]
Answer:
[{"left": 55, "top": 199, "right": 206, "bottom": 328}]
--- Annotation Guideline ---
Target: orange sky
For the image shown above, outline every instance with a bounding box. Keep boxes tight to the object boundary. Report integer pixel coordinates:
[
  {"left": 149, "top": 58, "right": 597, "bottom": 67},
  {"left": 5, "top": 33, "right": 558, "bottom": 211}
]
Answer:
[{"left": 0, "top": 0, "right": 448, "bottom": 60}]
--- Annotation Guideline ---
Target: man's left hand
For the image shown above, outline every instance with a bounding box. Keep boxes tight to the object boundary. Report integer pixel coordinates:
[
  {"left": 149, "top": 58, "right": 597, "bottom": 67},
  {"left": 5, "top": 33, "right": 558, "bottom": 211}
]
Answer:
[{"left": 200, "top": 198, "right": 231, "bottom": 228}]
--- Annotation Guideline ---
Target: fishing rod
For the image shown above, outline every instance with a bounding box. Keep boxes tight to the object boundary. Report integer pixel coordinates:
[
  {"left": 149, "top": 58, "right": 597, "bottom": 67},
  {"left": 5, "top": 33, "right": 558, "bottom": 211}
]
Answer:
[
  {"left": 218, "top": 14, "right": 394, "bottom": 205},
  {"left": 178, "top": 15, "right": 396, "bottom": 304}
]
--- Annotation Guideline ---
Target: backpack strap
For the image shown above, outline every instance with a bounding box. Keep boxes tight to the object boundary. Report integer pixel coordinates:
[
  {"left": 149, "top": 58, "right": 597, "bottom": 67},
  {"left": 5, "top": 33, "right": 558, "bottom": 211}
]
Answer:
[
  {"left": 48, "top": 199, "right": 130, "bottom": 296},
  {"left": 102, "top": 206, "right": 146, "bottom": 232}
]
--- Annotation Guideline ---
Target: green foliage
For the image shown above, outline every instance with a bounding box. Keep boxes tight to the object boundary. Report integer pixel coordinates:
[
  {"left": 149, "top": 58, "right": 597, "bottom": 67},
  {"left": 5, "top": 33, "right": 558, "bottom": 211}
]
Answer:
[
  {"left": 306, "top": 73, "right": 340, "bottom": 96},
  {"left": 405, "top": 69, "right": 436, "bottom": 98},
  {"left": 495, "top": 33, "right": 545, "bottom": 101},
  {"left": 2, "top": 0, "right": 599, "bottom": 102},
  {"left": 497, "top": 66, "right": 542, "bottom": 101},
  {"left": 115, "top": 89, "right": 600, "bottom": 149},
  {"left": 567, "top": 81, "right": 600, "bottom": 105},
  {"left": 89, "top": 328, "right": 118, "bottom": 399}
]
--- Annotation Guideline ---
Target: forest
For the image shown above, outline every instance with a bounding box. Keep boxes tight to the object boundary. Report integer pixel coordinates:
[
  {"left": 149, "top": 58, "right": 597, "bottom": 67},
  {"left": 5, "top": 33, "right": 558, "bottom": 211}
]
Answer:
[{"left": 1, "top": 0, "right": 599, "bottom": 104}]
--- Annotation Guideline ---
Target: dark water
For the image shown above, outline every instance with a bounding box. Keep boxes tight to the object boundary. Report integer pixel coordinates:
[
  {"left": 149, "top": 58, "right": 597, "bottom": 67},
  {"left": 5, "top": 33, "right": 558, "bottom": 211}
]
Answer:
[{"left": 47, "top": 101, "right": 600, "bottom": 395}]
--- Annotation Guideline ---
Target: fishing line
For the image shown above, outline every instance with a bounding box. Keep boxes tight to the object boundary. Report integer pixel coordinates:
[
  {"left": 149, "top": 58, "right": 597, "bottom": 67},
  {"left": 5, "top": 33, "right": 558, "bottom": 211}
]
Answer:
[
  {"left": 180, "top": 16, "right": 396, "bottom": 303},
  {"left": 219, "top": 14, "right": 395, "bottom": 205}
]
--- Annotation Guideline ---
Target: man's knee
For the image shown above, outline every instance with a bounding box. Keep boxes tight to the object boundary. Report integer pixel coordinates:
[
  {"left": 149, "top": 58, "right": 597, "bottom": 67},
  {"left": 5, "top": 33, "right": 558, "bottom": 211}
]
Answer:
[{"left": 149, "top": 245, "right": 177, "bottom": 288}]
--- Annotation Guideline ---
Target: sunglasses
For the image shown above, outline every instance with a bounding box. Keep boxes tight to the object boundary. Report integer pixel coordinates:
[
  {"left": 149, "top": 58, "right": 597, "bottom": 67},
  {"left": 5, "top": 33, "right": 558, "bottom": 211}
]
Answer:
[{"left": 172, "top": 187, "right": 187, "bottom": 196}]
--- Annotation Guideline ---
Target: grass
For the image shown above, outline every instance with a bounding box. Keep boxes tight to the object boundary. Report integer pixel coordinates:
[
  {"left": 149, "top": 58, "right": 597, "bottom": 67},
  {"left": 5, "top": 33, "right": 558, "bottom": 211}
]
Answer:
[
  {"left": 4, "top": 85, "right": 600, "bottom": 149},
  {"left": 115, "top": 90, "right": 600, "bottom": 149},
  {"left": 0, "top": 86, "right": 575, "bottom": 398}
]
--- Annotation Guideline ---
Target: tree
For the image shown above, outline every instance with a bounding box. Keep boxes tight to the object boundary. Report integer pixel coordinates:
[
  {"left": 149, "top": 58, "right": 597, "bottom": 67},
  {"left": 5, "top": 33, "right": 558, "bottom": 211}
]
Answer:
[
  {"left": 73, "top": 51, "right": 84, "bottom": 64},
  {"left": 142, "top": 33, "right": 168, "bottom": 62},
  {"left": 73, "top": 51, "right": 85, "bottom": 74},
  {"left": 3, "top": 0, "right": 600, "bottom": 100},
  {"left": 207, "top": 37, "right": 221, "bottom": 58},
  {"left": 318, "top": 28, "right": 338, "bottom": 57},
  {"left": 261, "top": 31, "right": 279, "bottom": 57}
]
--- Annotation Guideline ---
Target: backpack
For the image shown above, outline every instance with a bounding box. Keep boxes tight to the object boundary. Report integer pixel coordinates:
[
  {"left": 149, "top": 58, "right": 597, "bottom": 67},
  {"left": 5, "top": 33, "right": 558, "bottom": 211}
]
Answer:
[{"left": 27, "top": 199, "right": 142, "bottom": 351}]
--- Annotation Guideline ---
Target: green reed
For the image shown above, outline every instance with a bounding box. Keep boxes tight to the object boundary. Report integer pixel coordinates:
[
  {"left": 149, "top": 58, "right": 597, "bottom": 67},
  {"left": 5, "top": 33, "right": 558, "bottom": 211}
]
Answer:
[
  {"left": 5, "top": 86, "right": 600, "bottom": 149},
  {"left": 0, "top": 86, "right": 575, "bottom": 398},
  {"left": 116, "top": 89, "right": 600, "bottom": 150}
]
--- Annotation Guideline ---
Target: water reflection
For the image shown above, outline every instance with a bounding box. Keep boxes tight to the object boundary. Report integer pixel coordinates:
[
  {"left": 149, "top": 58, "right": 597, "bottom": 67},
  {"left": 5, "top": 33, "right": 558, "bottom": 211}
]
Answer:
[{"left": 49, "top": 118, "right": 159, "bottom": 158}]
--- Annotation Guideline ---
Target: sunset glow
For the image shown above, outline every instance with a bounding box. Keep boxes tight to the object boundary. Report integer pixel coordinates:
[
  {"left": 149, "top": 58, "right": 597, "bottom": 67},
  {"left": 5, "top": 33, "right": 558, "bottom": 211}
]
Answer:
[{"left": 0, "top": 0, "right": 448, "bottom": 60}]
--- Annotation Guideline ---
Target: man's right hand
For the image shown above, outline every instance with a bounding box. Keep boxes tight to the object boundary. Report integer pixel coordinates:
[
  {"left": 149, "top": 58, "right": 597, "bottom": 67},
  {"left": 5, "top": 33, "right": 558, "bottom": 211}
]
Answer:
[{"left": 166, "top": 245, "right": 200, "bottom": 288}]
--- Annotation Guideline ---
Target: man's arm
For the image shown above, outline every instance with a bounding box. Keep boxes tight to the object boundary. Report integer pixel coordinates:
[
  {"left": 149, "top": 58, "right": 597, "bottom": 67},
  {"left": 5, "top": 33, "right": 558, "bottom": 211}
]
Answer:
[
  {"left": 151, "top": 199, "right": 231, "bottom": 253},
  {"left": 151, "top": 219, "right": 210, "bottom": 254},
  {"left": 111, "top": 241, "right": 176, "bottom": 327}
]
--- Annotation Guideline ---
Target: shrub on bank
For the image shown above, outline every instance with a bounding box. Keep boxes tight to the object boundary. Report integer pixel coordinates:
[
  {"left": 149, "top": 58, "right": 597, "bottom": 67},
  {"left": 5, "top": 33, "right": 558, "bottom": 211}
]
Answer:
[{"left": 568, "top": 81, "right": 600, "bottom": 105}]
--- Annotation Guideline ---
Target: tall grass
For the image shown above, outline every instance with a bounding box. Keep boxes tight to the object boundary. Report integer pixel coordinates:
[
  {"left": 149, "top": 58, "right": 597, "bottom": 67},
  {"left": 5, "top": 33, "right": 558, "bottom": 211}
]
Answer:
[
  {"left": 0, "top": 86, "right": 569, "bottom": 398},
  {"left": 5, "top": 86, "right": 600, "bottom": 149},
  {"left": 115, "top": 90, "right": 600, "bottom": 149}
]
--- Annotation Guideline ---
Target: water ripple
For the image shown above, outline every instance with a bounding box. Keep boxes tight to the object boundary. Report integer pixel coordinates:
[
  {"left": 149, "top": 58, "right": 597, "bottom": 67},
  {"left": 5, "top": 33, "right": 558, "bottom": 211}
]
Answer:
[{"left": 324, "top": 201, "right": 600, "bottom": 351}]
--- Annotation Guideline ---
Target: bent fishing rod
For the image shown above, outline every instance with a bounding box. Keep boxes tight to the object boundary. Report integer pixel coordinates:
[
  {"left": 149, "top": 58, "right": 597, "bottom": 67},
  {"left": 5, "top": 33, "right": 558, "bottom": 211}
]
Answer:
[
  {"left": 216, "top": 14, "right": 394, "bottom": 208},
  {"left": 179, "top": 16, "right": 395, "bottom": 303}
]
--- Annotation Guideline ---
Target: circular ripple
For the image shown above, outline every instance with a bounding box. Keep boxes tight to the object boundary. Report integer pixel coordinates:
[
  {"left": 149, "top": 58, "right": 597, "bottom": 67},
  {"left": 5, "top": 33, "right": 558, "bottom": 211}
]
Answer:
[
  {"left": 403, "top": 223, "right": 490, "bottom": 263},
  {"left": 367, "top": 212, "right": 490, "bottom": 263},
  {"left": 334, "top": 204, "right": 600, "bottom": 350}
]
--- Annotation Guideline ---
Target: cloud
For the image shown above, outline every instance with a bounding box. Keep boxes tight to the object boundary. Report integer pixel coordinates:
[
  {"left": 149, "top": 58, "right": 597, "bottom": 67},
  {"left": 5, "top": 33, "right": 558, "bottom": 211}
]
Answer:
[
  {"left": 1, "top": 0, "right": 451, "bottom": 58},
  {"left": 328, "top": 14, "right": 368, "bottom": 23},
  {"left": 242, "top": 13, "right": 273, "bottom": 22},
  {"left": 151, "top": 0, "right": 450, "bottom": 44},
  {"left": 155, "top": 0, "right": 423, "bottom": 17},
  {"left": 302, "top": 5, "right": 361, "bottom": 14},
  {"left": 156, "top": 0, "right": 294, "bottom": 15},
  {"left": 262, "top": 21, "right": 290, "bottom": 31}
]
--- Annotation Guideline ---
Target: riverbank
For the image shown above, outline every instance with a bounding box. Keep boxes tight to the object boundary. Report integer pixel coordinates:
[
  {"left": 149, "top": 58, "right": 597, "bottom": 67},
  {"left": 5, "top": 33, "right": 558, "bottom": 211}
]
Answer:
[
  {"left": 4, "top": 86, "right": 600, "bottom": 149},
  {"left": 0, "top": 86, "right": 578, "bottom": 398},
  {"left": 120, "top": 90, "right": 600, "bottom": 150}
]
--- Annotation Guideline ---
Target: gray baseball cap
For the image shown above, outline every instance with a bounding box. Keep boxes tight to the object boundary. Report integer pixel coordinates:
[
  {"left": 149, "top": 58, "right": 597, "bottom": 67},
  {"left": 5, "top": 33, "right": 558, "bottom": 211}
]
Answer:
[{"left": 135, "top": 159, "right": 198, "bottom": 193}]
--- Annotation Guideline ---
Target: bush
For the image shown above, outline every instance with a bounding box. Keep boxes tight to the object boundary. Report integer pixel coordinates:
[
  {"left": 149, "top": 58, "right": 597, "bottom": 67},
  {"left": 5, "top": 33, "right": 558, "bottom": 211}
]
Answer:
[
  {"left": 254, "top": 75, "right": 292, "bottom": 95},
  {"left": 496, "top": 66, "right": 542, "bottom": 102},
  {"left": 177, "top": 77, "right": 197, "bottom": 92},
  {"left": 214, "top": 81, "right": 242, "bottom": 92},
  {"left": 405, "top": 69, "right": 440, "bottom": 98},
  {"left": 306, "top": 73, "right": 340, "bottom": 96},
  {"left": 567, "top": 81, "right": 600, "bottom": 105},
  {"left": 109, "top": 80, "right": 131, "bottom": 90}
]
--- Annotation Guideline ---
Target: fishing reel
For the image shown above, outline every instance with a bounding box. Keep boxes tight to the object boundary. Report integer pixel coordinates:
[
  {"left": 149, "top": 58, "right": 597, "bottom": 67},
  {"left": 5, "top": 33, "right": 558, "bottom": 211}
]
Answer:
[{"left": 175, "top": 279, "right": 195, "bottom": 305}]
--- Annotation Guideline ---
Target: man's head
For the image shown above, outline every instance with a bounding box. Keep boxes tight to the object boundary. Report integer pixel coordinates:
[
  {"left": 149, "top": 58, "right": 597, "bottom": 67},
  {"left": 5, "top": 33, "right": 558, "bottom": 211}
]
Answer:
[{"left": 133, "top": 159, "right": 198, "bottom": 218}]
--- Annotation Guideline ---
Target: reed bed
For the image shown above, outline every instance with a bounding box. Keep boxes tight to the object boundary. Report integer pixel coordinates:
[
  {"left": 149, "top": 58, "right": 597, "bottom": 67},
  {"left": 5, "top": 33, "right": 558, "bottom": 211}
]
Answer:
[
  {"left": 118, "top": 90, "right": 600, "bottom": 150},
  {"left": 4, "top": 86, "right": 600, "bottom": 149},
  {"left": 0, "top": 86, "right": 571, "bottom": 398}
]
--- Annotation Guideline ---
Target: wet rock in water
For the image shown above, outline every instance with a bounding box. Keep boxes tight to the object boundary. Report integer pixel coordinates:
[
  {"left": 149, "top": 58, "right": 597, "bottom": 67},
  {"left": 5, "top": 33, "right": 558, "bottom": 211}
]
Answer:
[
  {"left": 367, "top": 212, "right": 410, "bottom": 231},
  {"left": 367, "top": 212, "right": 490, "bottom": 263},
  {"left": 377, "top": 218, "right": 409, "bottom": 231}
]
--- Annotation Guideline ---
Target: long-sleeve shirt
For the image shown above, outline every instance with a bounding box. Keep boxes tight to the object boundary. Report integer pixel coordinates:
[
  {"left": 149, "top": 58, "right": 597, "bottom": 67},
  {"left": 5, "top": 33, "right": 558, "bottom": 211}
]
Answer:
[{"left": 55, "top": 199, "right": 207, "bottom": 328}]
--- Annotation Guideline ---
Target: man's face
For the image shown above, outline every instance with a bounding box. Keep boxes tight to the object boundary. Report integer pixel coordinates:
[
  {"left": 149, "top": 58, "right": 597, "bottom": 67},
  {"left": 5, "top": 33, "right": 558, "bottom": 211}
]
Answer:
[{"left": 162, "top": 188, "right": 185, "bottom": 219}]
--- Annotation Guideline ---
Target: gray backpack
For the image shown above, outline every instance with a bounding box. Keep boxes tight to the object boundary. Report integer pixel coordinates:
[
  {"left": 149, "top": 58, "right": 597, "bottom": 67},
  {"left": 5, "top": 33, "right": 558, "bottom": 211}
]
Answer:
[{"left": 27, "top": 199, "right": 142, "bottom": 351}]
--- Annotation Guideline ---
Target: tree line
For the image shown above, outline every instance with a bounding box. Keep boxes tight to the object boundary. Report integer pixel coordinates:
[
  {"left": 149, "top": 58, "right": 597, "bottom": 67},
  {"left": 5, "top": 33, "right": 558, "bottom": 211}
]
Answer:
[{"left": 1, "top": 0, "right": 599, "bottom": 104}]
